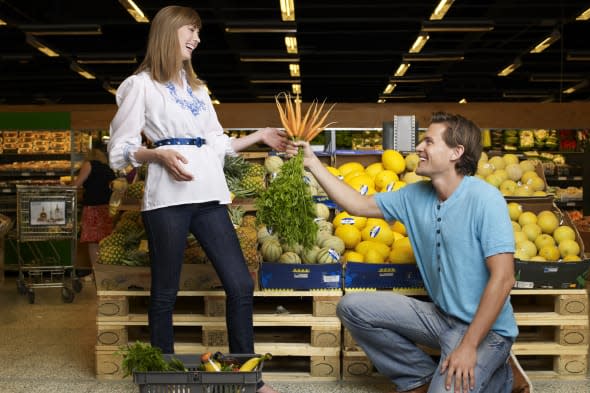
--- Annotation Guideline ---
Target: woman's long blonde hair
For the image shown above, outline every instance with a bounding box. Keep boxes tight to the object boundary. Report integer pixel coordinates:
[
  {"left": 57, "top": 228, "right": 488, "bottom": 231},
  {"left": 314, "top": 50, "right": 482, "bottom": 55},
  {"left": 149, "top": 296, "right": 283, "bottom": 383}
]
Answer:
[{"left": 135, "top": 5, "right": 203, "bottom": 89}]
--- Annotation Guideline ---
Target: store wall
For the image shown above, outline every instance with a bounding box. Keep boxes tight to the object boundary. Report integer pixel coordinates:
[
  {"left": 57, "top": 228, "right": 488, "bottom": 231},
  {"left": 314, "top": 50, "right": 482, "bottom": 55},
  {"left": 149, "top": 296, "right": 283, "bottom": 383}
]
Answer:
[{"left": 0, "top": 102, "right": 589, "bottom": 130}]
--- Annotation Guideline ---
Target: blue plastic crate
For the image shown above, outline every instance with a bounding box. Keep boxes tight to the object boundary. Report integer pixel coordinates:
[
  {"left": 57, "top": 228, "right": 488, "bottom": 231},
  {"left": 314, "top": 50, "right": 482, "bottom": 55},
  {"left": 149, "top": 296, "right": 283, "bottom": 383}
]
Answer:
[
  {"left": 259, "top": 262, "right": 342, "bottom": 290},
  {"left": 344, "top": 262, "right": 424, "bottom": 289}
]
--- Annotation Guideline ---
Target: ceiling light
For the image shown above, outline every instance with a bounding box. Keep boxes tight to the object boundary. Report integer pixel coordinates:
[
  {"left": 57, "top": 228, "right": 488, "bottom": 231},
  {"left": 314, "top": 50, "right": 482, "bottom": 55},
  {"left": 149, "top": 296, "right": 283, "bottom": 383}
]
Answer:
[
  {"left": 240, "top": 57, "right": 299, "bottom": 62},
  {"left": 21, "top": 24, "right": 102, "bottom": 36},
  {"left": 562, "top": 80, "right": 589, "bottom": 94},
  {"left": 285, "top": 35, "right": 298, "bottom": 54},
  {"left": 390, "top": 75, "right": 443, "bottom": 83},
  {"left": 0, "top": 18, "right": 7, "bottom": 26},
  {"left": 409, "top": 33, "right": 429, "bottom": 53},
  {"left": 575, "top": 7, "right": 590, "bottom": 20},
  {"left": 292, "top": 83, "right": 301, "bottom": 95},
  {"left": 225, "top": 27, "right": 297, "bottom": 33},
  {"left": 402, "top": 53, "right": 464, "bottom": 62},
  {"left": 422, "top": 20, "right": 494, "bottom": 32},
  {"left": 529, "top": 30, "right": 560, "bottom": 54},
  {"left": 250, "top": 79, "right": 300, "bottom": 84},
  {"left": 118, "top": 0, "right": 149, "bottom": 23},
  {"left": 211, "top": 98, "right": 221, "bottom": 105},
  {"left": 394, "top": 63, "right": 411, "bottom": 76},
  {"left": 103, "top": 81, "right": 117, "bottom": 95},
  {"left": 377, "top": 99, "right": 386, "bottom": 104},
  {"left": 70, "top": 62, "right": 96, "bottom": 79},
  {"left": 430, "top": 0, "right": 455, "bottom": 20},
  {"left": 566, "top": 51, "right": 590, "bottom": 61},
  {"left": 497, "top": 59, "right": 522, "bottom": 77},
  {"left": 289, "top": 63, "right": 300, "bottom": 77},
  {"left": 458, "top": 98, "right": 467, "bottom": 104},
  {"left": 383, "top": 84, "right": 396, "bottom": 94},
  {"left": 280, "top": 0, "right": 295, "bottom": 22},
  {"left": 529, "top": 74, "right": 584, "bottom": 82},
  {"left": 25, "top": 34, "right": 59, "bottom": 57}
]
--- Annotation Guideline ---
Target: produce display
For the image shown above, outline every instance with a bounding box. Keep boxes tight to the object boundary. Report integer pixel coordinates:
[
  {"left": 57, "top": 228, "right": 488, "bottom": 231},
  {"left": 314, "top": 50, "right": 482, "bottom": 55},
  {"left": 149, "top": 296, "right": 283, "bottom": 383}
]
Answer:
[{"left": 509, "top": 201, "right": 583, "bottom": 262}]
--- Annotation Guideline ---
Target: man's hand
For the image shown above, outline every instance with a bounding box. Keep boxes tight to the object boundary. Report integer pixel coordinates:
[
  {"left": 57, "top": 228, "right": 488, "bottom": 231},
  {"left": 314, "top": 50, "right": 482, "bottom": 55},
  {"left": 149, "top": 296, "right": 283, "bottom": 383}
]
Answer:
[{"left": 440, "top": 343, "right": 477, "bottom": 392}]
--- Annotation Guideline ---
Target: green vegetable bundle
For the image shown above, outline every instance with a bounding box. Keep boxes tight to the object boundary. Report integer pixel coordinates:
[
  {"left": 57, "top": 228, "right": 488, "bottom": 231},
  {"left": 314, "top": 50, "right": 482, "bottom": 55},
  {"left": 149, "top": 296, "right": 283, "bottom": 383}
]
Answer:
[
  {"left": 256, "top": 149, "right": 317, "bottom": 249},
  {"left": 118, "top": 341, "right": 186, "bottom": 377}
]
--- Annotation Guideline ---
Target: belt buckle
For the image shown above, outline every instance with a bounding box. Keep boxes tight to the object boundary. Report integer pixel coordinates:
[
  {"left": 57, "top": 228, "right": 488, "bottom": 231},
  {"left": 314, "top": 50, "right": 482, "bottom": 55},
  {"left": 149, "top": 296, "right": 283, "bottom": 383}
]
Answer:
[{"left": 195, "top": 138, "right": 203, "bottom": 147}]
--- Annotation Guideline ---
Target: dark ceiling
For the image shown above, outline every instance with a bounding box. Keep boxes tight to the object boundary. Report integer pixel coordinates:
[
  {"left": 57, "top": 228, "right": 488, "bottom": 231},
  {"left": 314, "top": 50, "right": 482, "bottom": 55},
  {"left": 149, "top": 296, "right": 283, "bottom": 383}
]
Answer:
[{"left": 0, "top": 0, "right": 589, "bottom": 105}]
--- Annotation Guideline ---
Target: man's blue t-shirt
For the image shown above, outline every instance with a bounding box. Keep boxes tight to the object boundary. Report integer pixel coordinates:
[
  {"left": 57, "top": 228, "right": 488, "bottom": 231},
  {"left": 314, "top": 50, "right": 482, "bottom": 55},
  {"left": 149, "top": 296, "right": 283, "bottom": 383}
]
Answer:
[{"left": 374, "top": 176, "right": 518, "bottom": 339}]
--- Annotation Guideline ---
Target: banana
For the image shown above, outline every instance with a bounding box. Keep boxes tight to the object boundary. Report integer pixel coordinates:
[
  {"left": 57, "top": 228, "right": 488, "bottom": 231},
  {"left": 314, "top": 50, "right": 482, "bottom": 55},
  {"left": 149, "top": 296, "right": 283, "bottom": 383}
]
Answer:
[{"left": 238, "top": 353, "right": 272, "bottom": 372}]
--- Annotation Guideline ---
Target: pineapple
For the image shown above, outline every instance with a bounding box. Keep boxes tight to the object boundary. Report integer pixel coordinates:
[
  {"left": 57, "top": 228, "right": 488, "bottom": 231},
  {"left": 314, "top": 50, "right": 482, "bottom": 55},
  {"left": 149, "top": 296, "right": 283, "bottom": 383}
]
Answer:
[
  {"left": 242, "top": 214, "right": 257, "bottom": 228},
  {"left": 127, "top": 181, "right": 145, "bottom": 200},
  {"left": 97, "top": 244, "right": 126, "bottom": 264},
  {"left": 228, "top": 206, "right": 260, "bottom": 268}
]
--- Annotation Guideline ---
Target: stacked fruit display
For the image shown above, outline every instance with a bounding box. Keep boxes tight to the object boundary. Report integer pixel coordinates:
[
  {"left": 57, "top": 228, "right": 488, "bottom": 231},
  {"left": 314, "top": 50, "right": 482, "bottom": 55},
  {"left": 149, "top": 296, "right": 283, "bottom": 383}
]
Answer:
[
  {"left": 475, "top": 153, "right": 548, "bottom": 197},
  {"left": 508, "top": 201, "right": 583, "bottom": 262}
]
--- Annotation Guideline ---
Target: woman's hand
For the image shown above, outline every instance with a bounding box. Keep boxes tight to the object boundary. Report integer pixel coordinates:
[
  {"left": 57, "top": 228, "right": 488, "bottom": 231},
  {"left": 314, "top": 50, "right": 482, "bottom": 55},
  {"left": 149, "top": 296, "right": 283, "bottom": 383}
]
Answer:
[
  {"left": 156, "top": 149, "right": 193, "bottom": 181},
  {"left": 260, "top": 127, "right": 289, "bottom": 151}
]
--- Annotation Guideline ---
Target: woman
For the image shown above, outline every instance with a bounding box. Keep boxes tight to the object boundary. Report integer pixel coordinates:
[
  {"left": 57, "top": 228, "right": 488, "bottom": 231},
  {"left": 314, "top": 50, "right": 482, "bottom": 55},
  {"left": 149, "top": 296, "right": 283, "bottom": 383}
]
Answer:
[
  {"left": 73, "top": 146, "right": 116, "bottom": 265},
  {"left": 108, "top": 6, "right": 286, "bottom": 393}
]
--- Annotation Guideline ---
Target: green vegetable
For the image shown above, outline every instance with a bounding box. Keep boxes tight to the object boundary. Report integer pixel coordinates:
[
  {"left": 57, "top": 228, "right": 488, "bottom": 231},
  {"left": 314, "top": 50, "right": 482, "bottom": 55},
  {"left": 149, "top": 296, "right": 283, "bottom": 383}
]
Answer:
[
  {"left": 118, "top": 341, "right": 186, "bottom": 377},
  {"left": 256, "top": 149, "right": 317, "bottom": 248}
]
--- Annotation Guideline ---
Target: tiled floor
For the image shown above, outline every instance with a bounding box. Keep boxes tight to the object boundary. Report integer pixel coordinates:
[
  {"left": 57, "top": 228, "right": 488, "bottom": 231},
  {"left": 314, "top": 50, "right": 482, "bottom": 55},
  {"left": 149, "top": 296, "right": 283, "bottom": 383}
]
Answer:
[{"left": 0, "top": 273, "right": 588, "bottom": 393}]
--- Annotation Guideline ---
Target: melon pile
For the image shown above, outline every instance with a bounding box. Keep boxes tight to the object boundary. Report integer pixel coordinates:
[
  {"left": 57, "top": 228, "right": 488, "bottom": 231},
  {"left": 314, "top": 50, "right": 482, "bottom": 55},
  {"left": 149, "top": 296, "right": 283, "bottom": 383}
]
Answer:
[
  {"left": 476, "top": 153, "right": 547, "bottom": 197},
  {"left": 508, "top": 202, "right": 582, "bottom": 262}
]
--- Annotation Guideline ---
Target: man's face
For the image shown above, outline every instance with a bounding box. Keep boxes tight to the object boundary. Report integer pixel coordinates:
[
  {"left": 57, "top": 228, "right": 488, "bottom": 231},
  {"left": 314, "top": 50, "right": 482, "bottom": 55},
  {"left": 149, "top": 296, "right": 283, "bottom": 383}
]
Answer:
[{"left": 415, "top": 122, "right": 459, "bottom": 178}]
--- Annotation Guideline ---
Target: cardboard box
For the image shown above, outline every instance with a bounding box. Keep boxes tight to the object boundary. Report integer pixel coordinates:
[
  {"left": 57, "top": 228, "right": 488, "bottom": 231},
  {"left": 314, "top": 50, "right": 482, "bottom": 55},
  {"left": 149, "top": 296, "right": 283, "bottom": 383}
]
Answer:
[
  {"left": 259, "top": 262, "right": 342, "bottom": 290},
  {"left": 513, "top": 259, "right": 590, "bottom": 289},
  {"left": 344, "top": 262, "right": 424, "bottom": 289}
]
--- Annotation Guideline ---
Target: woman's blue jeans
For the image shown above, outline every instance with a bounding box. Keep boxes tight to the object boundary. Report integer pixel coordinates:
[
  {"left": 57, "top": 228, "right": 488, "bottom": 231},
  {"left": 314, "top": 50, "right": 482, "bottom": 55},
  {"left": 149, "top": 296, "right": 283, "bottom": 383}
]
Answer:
[
  {"left": 142, "top": 202, "right": 254, "bottom": 354},
  {"left": 337, "top": 292, "right": 513, "bottom": 392}
]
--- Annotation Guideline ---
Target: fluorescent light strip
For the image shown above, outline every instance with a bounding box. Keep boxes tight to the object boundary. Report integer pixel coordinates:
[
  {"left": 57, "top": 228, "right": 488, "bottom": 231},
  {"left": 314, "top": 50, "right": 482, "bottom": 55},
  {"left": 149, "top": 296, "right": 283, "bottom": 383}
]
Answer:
[
  {"left": 0, "top": 18, "right": 7, "bottom": 26},
  {"left": 285, "top": 35, "right": 298, "bottom": 54},
  {"left": 377, "top": 99, "right": 386, "bottom": 104},
  {"left": 383, "top": 84, "right": 396, "bottom": 94},
  {"left": 562, "top": 80, "right": 589, "bottom": 94},
  {"left": 394, "top": 63, "right": 411, "bottom": 77},
  {"left": 280, "top": 0, "right": 295, "bottom": 22},
  {"left": 529, "top": 30, "right": 560, "bottom": 54},
  {"left": 566, "top": 52, "right": 590, "bottom": 61},
  {"left": 502, "top": 92, "right": 551, "bottom": 99},
  {"left": 409, "top": 33, "right": 429, "bottom": 53},
  {"left": 292, "top": 83, "right": 301, "bottom": 95},
  {"left": 289, "top": 63, "right": 300, "bottom": 77},
  {"left": 430, "top": 0, "right": 455, "bottom": 20},
  {"left": 458, "top": 98, "right": 467, "bottom": 104},
  {"left": 529, "top": 74, "right": 583, "bottom": 83},
  {"left": 25, "top": 34, "right": 59, "bottom": 57},
  {"left": 497, "top": 59, "right": 522, "bottom": 77},
  {"left": 70, "top": 62, "right": 96, "bottom": 79},
  {"left": 575, "top": 7, "right": 590, "bottom": 20},
  {"left": 118, "top": 0, "right": 149, "bottom": 23},
  {"left": 240, "top": 57, "right": 299, "bottom": 62}
]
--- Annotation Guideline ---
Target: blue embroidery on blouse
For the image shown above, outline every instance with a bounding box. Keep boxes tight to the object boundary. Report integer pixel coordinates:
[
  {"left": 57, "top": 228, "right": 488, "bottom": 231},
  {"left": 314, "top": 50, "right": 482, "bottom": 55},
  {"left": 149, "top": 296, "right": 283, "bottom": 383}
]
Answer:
[{"left": 165, "top": 82, "right": 207, "bottom": 116}]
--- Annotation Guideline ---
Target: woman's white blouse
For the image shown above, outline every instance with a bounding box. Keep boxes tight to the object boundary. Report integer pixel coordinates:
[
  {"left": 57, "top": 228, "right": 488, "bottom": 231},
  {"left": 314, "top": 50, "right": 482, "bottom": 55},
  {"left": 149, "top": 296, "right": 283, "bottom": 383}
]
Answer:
[{"left": 108, "top": 71, "right": 235, "bottom": 211}]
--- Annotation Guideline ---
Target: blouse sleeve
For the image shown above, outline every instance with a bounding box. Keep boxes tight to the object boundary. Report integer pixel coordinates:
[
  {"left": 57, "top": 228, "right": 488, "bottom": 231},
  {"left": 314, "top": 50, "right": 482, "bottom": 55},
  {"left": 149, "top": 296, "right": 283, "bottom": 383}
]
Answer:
[
  {"left": 107, "top": 74, "right": 146, "bottom": 170},
  {"left": 200, "top": 91, "right": 236, "bottom": 163}
]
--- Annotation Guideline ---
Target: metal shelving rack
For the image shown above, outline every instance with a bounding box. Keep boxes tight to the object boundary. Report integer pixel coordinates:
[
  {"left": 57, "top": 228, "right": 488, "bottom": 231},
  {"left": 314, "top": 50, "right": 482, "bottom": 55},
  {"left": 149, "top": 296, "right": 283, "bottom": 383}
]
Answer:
[{"left": 15, "top": 185, "right": 81, "bottom": 303}]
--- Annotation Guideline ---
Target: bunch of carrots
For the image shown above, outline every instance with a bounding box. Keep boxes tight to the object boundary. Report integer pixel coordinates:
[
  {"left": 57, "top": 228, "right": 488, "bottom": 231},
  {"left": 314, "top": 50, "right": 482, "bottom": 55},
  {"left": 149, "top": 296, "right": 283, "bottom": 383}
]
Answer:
[
  {"left": 274, "top": 92, "right": 335, "bottom": 142},
  {"left": 256, "top": 93, "right": 336, "bottom": 249}
]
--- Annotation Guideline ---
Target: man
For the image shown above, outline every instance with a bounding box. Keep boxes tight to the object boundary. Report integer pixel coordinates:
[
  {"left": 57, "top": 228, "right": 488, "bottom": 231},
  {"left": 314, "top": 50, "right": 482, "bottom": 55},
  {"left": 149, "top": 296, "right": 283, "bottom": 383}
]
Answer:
[{"left": 294, "top": 112, "right": 520, "bottom": 392}]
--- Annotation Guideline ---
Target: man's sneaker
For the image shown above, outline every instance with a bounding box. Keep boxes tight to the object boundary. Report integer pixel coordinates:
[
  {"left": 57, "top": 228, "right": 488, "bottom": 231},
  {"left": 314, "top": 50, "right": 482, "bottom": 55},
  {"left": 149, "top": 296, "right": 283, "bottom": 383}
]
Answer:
[{"left": 510, "top": 352, "right": 533, "bottom": 393}]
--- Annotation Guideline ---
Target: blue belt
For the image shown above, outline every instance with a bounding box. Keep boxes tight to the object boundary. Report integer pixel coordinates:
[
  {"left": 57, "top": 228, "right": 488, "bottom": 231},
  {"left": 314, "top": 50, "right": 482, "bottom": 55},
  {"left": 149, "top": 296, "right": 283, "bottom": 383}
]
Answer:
[{"left": 153, "top": 137, "right": 206, "bottom": 147}]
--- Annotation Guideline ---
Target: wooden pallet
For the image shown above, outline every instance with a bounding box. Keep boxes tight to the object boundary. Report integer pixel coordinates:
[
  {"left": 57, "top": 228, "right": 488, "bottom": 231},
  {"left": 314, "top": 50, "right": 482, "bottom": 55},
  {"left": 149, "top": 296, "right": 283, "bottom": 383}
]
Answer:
[
  {"left": 95, "top": 289, "right": 342, "bottom": 381},
  {"left": 342, "top": 289, "right": 589, "bottom": 380}
]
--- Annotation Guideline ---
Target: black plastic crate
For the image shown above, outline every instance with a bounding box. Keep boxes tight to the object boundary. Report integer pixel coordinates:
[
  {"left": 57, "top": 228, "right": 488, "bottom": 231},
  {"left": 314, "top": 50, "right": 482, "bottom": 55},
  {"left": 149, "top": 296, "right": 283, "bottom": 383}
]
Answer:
[{"left": 133, "top": 354, "right": 262, "bottom": 393}]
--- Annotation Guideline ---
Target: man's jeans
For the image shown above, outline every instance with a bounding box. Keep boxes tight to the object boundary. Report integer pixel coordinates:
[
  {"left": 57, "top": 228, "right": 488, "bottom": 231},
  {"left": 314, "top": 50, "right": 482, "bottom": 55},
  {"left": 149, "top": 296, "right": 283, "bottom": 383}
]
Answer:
[
  {"left": 142, "top": 202, "right": 254, "bottom": 354},
  {"left": 337, "top": 292, "right": 513, "bottom": 392}
]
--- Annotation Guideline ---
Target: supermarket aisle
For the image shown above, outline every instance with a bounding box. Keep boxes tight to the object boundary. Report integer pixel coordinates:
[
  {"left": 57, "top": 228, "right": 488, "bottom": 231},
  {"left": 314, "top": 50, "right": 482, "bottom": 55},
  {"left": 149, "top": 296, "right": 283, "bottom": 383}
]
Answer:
[{"left": 0, "top": 273, "right": 588, "bottom": 393}]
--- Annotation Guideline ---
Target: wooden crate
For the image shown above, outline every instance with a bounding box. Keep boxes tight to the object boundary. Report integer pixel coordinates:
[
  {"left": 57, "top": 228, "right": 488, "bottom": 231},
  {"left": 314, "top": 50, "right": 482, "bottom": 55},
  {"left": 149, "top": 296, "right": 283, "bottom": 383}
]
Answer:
[{"left": 95, "top": 289, "right": 342, "bottom": 381}]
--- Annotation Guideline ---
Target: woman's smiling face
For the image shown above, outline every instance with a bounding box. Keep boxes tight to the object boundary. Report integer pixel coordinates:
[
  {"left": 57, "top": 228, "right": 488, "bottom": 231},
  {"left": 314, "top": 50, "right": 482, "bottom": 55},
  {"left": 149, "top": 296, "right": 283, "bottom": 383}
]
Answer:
[{"left": 177, "top": 24, "right": 200, "bottom": 61}]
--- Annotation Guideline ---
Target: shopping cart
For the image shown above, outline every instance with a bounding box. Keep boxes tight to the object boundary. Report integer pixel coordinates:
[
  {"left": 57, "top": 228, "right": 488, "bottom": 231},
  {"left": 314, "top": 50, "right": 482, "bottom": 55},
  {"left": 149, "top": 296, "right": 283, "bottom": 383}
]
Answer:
[{"left": 15, "top": 185, "right": 81, "bottom": 304}]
